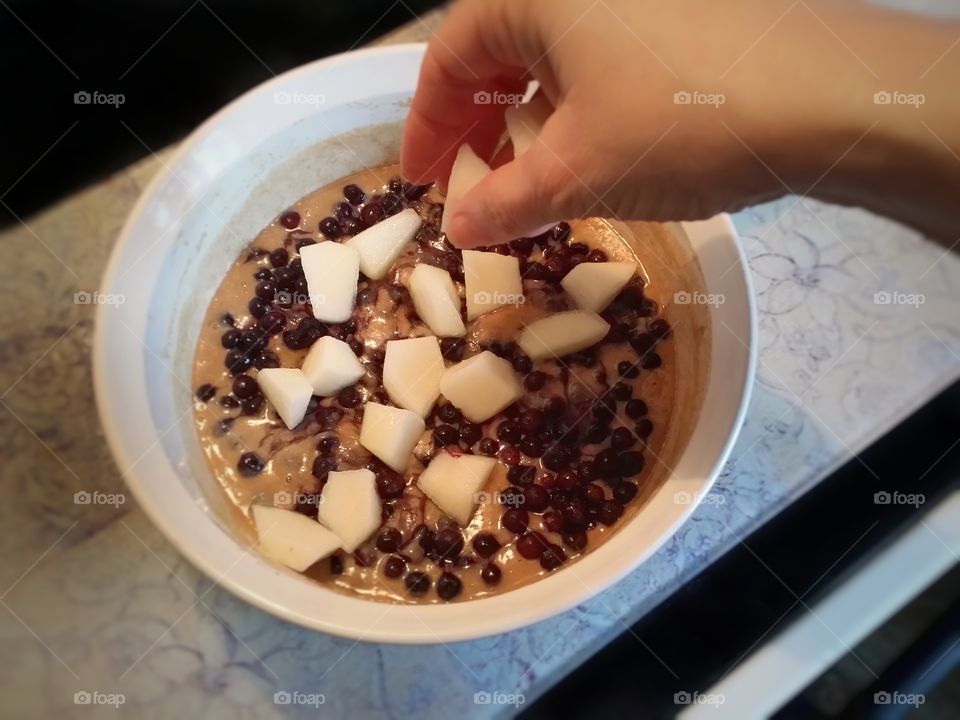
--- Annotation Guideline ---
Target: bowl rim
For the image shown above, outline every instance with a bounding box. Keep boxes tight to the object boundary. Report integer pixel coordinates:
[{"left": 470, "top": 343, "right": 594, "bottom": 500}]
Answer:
[{"left": 94, "top": 42, "right": 757, "bottom": 643}]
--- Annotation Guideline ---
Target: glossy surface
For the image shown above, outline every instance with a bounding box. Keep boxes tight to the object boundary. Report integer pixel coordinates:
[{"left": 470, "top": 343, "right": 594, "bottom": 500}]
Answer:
[{"left": 191, "top": 167, "right": 680, "bottom": 603}]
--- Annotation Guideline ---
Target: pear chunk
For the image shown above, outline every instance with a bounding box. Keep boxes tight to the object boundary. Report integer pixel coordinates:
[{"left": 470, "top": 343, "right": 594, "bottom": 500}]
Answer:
[
  {"left": 344, "top": 208, "right": 421, "bottom": 280},
  {"left": 439, "top": 351, "right": 522, "bottom": 423},
  {"left": 316, "top": 469, "right": 380, "bottom": 552},
  {"left": 256, "top": 368, "right": 313, "bottom": 429},
  {"left": 417, "top": 452, "right": 497, "bottom": 526},
  {"left": 561, "top": 261, "right": 637, "bottom": 313},
  {"left": 300, "top": 241, "right": 359, "bottom": 322},
  {"left": 462, "top": 250, "right": 524, "bottom": 320},
  {"left": 505, "top": 94, "right": 553, "bottom": 156},
  {"left": 440, "top": 144, "right": 491, "bottom": 243},
  {"left": 383, "top": 336, "right": 444, "bottom": 417},
  {"left": 251, "top": 504, "right": 341, "bottom": 572},
  {"left": 301, "top": 336, "right": 365, "bottom": 397},
  {"left": 407, "top": 264, "right": 465, "bottom": 337},
  {"left": 359, "top": 402, "right": 426, "bottom": 473},
  {"left": 518, "top": 311, "right": 610, "bottom": 361}
]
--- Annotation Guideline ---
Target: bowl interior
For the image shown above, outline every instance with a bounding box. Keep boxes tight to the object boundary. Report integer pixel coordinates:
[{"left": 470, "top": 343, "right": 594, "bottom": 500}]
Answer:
[{"left": 94, "top": 44, "right": 755, "bottom": 642}]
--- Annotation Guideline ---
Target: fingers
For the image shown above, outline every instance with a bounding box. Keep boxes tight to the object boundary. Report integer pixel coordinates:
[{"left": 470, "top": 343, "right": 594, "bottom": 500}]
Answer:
[
  {"left": 400, "top": 0, "right": 539, "bottom": 188},
  {"left": 446, "top": 110, "right": 585, "bottom": 248},
  {"left": 401, "top": 68, "right": 523, "bottom": 192}
]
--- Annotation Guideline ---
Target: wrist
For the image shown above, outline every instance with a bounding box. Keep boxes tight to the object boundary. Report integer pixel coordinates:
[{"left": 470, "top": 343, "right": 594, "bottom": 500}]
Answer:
[{"left": 782, "top": 4, "right": 960, "bottom": 240}]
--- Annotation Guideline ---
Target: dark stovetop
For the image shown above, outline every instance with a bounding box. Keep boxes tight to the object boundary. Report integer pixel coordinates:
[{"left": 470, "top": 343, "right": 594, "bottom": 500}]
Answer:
[{"left": 521, "top": 381, "right": 960, "bottom": 719}]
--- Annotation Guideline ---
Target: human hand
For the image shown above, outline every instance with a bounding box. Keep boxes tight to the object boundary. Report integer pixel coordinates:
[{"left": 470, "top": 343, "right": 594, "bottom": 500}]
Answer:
[{"left": 401, "top": 0, "right": 960, "bottom": 246}]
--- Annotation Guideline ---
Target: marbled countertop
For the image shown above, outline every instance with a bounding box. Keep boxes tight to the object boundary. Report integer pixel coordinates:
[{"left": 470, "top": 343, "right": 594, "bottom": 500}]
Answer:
[{"left": 2, "top": 7, "right": 959, "bottom": 720}]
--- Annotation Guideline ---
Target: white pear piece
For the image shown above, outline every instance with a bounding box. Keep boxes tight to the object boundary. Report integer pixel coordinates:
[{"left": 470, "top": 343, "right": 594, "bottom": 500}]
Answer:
[
  {"left": 407, "top": 264, "right": 465, "bottom": 337},
  {"left": 417, "top": 452, "right": 497, "bottom": 526},
  {"left": 256, "top": 367, "right": 313, "bottom": 429},
  {"left": 561, "top": 261, "right": 637, "bottom": 313},
  {"left": 505, "top": 94, "right": 553, "bottom": 156},
  {"left": 359, "top": 402, "right": 426, "bottom": 473},
  {"left": 344, "top": 208, "right": 421, "bottom": 280},
  {"left": 439, "top": 351, "right": 522, "bottom": 423},
  {"left": 301, "top": 336, "right": 365, "bottom": 397},
  {"left": 316, "top": 469, "right": 380, "bottom": 552},
  {"left": 462, "top": 250, "right": 524, "bottom": 320},
  {"left": 251, "top": 504, "right": 341, "bottom": 572},
  {"left": 440, "top": 144, "right": 491, "bottom": 242},
  {"left": 383, "top": 336, "right": 444, "bottom": 417},
  {"left": 300, "top": 241, "right": 359, "bottom": 322},
  {"left": 517, "top": 311, "right": 610, "bottom": 361}
]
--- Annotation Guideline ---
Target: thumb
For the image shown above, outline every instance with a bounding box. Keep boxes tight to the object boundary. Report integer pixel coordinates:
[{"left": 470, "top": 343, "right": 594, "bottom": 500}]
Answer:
[{"left": 446, "top": 113, "right": 583, "bottom": 248}]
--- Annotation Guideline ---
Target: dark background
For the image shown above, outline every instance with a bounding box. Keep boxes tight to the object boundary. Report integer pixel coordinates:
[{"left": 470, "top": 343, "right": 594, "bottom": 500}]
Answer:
[{"left": 0, "top": 0, "right": 444, "bottom": 227}]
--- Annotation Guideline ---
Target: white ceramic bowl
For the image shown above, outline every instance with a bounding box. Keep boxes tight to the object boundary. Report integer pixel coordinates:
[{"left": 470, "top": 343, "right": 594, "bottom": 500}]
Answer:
[{"left": 94, "top": 43, "right": 756, "bottom": 643}]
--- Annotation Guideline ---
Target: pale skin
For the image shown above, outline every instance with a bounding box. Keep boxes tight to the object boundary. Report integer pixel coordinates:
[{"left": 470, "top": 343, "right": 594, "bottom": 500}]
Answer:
[{"left": 400, "top": 0, "right": 960, "bottom": 247}]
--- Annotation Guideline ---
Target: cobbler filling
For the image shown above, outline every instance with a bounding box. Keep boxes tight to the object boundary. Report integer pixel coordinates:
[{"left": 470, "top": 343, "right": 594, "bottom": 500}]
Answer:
[{"left": 192, "top": 165, "right": 675, "bottom": 603}]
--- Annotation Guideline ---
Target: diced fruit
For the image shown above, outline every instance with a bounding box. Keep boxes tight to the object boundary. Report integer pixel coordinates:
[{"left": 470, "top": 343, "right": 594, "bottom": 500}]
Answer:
[
  {"left": 316, "top": 469, "right": 380, "bottom": 552},
  {"left": 383, "top": 336, "right": 444, "bottom": 417},
  {"left": 561, "top": 261, "right": 637, "bottom": 313},
  {"left": 518, "top": 311, "right": 610, "bottom": 361},
  {"left": 505, "top": 94, "right": 553, "bottom": 157},
  {"left": 301, "top": 336, "right": 365, "bottom": 397},
  {"left": 407, "top": 264, "right": 465, "bottom": 337},
  {"left": 300, "top": 241, "right": 359, "bottom": 322},
  {"left": 417, "top": 452, "right": 497, "bottom": 526},
  {"left": 440, "top": 144, "right": 491, "bottom": 242},
  {"left": 251, "top": 504, "right": 341, "bottom": 571},
  {"left": 255, "top": 367, "right": 313, "bottom": 429},
  {"left": 439, "top": 351, "right": 522, "bottom": 423},
  {"left": 359, "top": 402, "right": 426, "bottom": 472},
  {"left": 344, "top": 208, "right": 421, "bottom": 280},
  {"left": 462, "top": 250, "right": 524, "bottom": 320}
]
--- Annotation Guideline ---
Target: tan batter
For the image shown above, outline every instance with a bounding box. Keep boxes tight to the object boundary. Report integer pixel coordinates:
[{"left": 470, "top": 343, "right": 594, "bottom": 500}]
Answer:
[{"left": 192, "top": 163, "right": 708, "bottom": 603}]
